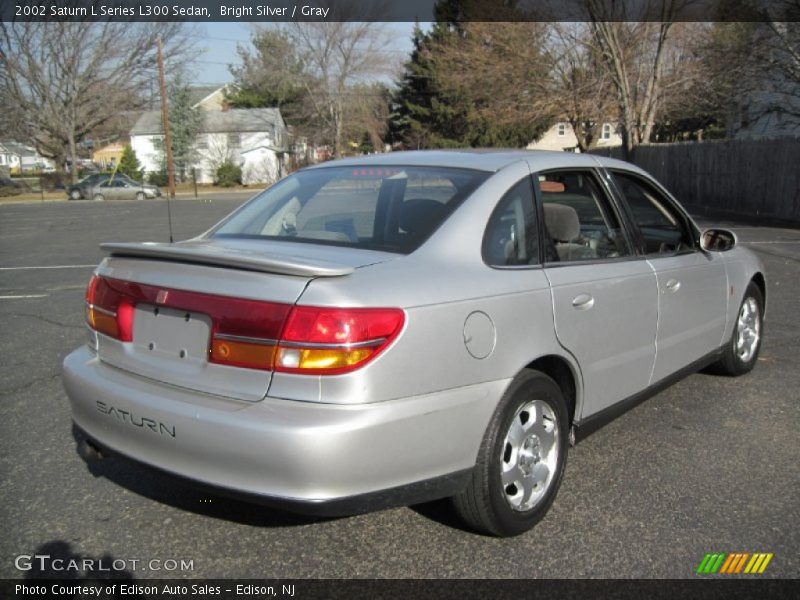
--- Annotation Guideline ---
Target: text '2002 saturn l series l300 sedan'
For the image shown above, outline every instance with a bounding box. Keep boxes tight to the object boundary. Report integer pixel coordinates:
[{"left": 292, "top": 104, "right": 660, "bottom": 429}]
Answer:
[{"left": 63, "top": 150, "right": 765, "bottom": 536}]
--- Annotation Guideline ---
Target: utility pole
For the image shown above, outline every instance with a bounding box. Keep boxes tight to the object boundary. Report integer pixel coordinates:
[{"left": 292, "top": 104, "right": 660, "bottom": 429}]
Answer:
[{"left": 157, "top": 37, "right": 176, "bottom": 202}]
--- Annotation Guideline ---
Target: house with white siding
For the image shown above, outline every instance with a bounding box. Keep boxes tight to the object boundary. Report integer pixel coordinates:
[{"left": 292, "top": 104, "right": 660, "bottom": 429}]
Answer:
[{"left": 130, "top": 107, "right": 289, "bottom": 185}]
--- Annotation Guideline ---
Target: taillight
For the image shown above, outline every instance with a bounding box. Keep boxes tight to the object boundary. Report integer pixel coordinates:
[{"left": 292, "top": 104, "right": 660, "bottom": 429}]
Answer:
[
  {"left": 84, "top": 275, "right": 404, "bottom": 375},
  {"left": 209, "top": 297, "right": 290, "bottom": 371},
  {"left": 275, "top": 307, "right": 405, "bottom": 375},
  {"left": 85, "top": 275, "right": 134, "bottom": 341}
]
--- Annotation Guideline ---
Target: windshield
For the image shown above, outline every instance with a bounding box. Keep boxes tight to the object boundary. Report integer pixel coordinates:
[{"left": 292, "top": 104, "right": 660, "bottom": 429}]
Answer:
[{"left": 211, "top": 165, "right": 489, "bottom": 253}]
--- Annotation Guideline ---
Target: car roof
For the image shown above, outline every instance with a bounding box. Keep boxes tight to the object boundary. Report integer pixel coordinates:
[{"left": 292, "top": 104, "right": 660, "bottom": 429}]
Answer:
[{"left": 304, "top": 149, "right": 641, "bottom": 174}]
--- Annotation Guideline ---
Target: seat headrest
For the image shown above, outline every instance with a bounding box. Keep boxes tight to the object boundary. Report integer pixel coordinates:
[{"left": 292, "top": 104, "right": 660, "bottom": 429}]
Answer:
[
  {"left": 543, "top": 203, "right": 580, "bottom": 241},
  {"left": 400, "top": 199, "right": 446, "bottom": 238}
]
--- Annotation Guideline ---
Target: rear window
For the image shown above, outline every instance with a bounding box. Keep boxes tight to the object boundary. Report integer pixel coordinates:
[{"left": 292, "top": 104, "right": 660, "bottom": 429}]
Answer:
[{"left": 211, "top": 166, "right": 489, "bottom": 253}]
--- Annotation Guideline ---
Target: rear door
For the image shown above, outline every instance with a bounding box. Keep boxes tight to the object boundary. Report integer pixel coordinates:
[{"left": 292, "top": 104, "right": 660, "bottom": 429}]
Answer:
[
  {"left": 608, "top": 169, "right": 727, "bottom": 383},
  {"left": 538, "top": 169, "right": 658, "bottom": 418}
]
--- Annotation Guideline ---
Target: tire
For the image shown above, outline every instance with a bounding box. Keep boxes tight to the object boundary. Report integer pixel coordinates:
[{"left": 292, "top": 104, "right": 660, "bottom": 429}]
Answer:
[
  {"left": 453, "top": 369, "right": 569, "bottom": 536},
  {"left": 70, "top": 189, "right": 82, "bottom": 200},
  {"left": 713, "top": 281, "right": 763, "bottom": 376},
  {"left": 92, "top": 193, "right": 105, "bottom": 202},
  {"left": 135, "top": 191, "right": 145, "bottom": 201}
]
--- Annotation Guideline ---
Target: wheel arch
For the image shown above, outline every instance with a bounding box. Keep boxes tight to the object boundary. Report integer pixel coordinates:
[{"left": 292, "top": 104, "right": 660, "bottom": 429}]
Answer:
[
  {"left": 522, "top": 354, "right": 581, "bottom": 427},
  {"left": 751, "top": 272, "right": 766, "bottom": 316}
]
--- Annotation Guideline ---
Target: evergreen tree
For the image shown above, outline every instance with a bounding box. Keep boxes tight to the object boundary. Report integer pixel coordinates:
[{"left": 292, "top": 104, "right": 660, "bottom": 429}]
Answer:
[
  {"left": 117, "top": 145, "right": 143, "bottom": 182},
  {"left": 163, "top": 71, "right": 202, "bottom": 182},
  {"left": 390, "top": 23, "right": 465, "bottom": 149},
  {"left": 390, "top": 22, "right": 550, "bottom": 149},
  {"left": 226, "top": 29, "right": 307, "bottom": 112}
]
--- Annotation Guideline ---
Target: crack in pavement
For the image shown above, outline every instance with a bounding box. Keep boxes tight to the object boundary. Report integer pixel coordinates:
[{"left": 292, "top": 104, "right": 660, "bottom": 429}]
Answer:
[
  {"left": 0, "top": 371, "right": 61, "bottom": 396},
  {"left": 749, "top": 246, "right": 800, "bottom": 263},
  {"left": 7, "top": 312, "right": 83, "bottom": 330}
]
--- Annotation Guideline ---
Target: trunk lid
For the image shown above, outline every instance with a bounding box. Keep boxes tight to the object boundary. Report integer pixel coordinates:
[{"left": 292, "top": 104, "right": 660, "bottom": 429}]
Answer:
[{"left": 92, "top": 238, "right": 397, "bottom": 401}]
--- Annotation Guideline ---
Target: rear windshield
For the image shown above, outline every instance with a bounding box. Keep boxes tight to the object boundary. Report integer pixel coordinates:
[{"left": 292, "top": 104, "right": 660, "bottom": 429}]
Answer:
[{"left": 210, "top": 166, "right": 489, "bottom": 253}]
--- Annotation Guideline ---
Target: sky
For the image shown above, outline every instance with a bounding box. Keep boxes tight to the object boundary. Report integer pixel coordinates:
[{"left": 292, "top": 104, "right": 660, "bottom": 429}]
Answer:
[{"left": 188, "top": 22, "right": 418, "bottom": 87}]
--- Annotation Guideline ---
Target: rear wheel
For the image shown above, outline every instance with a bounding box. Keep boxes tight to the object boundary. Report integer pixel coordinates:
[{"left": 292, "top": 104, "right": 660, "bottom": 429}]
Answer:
[
  {"left": 92, "top": 193, "right": 105, "bottom": 202},
  {"left": 453, "top": 369, "right": 568, "bottom": 536},
  {"left": 714, "top": 282, "right": 763, "bottom": 376}
]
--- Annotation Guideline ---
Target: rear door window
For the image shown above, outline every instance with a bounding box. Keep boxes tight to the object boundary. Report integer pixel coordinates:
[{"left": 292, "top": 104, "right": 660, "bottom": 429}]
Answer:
[{"left": 536, "top": 170, "right": 632, "bottom": 262}]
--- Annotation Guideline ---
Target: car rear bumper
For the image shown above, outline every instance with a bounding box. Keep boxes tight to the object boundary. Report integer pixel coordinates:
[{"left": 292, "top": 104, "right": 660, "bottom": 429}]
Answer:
[{"left": 63, "top": 346, "right": 504, "bottom": 514}]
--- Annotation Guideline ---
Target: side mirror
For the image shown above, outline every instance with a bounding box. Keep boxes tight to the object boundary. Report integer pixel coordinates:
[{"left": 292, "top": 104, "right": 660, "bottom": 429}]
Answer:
[{"left": 700, "top": 228, "right": 736, "bottom": 252}]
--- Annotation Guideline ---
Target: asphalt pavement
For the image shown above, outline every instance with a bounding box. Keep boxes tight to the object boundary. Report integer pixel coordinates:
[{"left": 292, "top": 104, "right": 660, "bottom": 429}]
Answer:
[{"left": 1, "top": 196, "right": 798, "bottom": 579}]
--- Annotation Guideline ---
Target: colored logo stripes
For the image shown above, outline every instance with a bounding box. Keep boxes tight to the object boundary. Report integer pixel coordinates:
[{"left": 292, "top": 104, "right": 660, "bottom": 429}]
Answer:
[{"left": 696, "top": 552, "right": 773, "bottom": 574}]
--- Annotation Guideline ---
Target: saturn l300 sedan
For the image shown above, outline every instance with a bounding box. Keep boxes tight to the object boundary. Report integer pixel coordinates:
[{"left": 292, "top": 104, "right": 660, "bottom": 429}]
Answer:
[{"left": 63, "top": 150, "right": 765, "bottom": 536}]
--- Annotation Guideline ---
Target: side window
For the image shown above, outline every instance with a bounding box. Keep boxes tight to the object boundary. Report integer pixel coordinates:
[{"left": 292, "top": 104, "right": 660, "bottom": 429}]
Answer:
[
  {"left": 483, "top": 177, "right": 539, "bottom": 266},
  {"left": 610, "top": 171, "right": 695, "bottom": 256},
  {"left": 537, "top": 171, "right": 631, "bottom": 263}
]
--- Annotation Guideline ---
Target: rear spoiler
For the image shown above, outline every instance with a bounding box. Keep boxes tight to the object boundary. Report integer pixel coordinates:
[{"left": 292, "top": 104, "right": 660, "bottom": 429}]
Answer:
[{"left": 101, "top": 241, "right": 355, "bottom": 278}]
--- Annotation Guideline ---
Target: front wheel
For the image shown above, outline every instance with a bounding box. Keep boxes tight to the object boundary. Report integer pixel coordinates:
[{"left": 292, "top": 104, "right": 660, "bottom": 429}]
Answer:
[
  {"left": 70, "top": 189, "right": 81, "bottom": 200},
  {"left": 92, "top": 193, "right": 105, "bottom": 202},
  {"left": 135, "top": 191, "right": 145, "bottom": 201},
  {"left": 453, "top": 370, "right": 568, "bottom": 536},
  {"left": 713, "top": 282, "right": 763, "bottom": 376}
]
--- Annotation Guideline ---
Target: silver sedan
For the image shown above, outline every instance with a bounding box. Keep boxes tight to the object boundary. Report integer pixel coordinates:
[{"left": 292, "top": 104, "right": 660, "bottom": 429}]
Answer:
[{"left": 63, "top": 150, "right": 765, "bottom": 536}]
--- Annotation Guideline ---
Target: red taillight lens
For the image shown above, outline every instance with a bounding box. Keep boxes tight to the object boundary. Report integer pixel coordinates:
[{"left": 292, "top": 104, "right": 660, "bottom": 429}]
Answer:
[
  {"left": 84, "top": 275, "right": 404, "bottom": 375},
  {"left": 275, "top": 307, "right": 405, "bottom": 375},
  {"left": 85, "top": 275, "right": 134, "bottom": 341}
]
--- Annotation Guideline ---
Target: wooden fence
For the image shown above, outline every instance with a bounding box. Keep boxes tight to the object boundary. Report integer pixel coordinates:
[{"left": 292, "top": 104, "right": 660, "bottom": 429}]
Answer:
[{"left": 591, "top": 138, "right": 800, "bottom": 225}]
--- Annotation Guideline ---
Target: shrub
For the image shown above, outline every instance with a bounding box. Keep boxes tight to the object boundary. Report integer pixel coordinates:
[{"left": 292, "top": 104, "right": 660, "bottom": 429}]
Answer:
[
  {"left": 147, "top": 170, "right": 168, "bottom": 187},
  {"left": 216, "top": 161, "right": 242, "bottom": 187},
  {"left": 39, "top": 172, "right": 71, "bottom": 191}
]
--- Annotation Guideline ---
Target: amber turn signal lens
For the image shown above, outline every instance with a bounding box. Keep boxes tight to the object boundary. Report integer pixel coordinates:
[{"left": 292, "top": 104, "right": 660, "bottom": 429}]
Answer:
[{"left": 210, "top": 339, "right": 276, "bottom": 370}]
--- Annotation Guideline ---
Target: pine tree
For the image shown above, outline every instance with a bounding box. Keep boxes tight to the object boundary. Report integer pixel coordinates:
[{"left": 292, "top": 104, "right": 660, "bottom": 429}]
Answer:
[
  {"left": 167, "top": 71, "right": 203, "bottom": 182},
  {"left": 390, "top": 23, "right": 466, "bottom": 149},
  {"left": 117, "top": 146, "right": 143, "bottom": 182}
]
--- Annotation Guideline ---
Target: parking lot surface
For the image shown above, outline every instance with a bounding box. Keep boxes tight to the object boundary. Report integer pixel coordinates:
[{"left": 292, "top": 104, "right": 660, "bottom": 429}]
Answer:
[{"left": 1, "top": 197, "right": 798, "bottom": 579}]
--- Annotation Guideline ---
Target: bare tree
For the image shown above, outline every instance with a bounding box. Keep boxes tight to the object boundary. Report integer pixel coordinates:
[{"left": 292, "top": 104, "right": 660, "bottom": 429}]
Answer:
[
  {"left": 585, "top": 0, "right": 693, "bottom": 156},
  {"left": 0, "top": 22, "right": 195, "bottom": 182},
  {"left": 545, "top": 23, "right": 616, "bottom": 151},
  {"left": 284, "top": 18, "right": 392, "bottom": 157}
]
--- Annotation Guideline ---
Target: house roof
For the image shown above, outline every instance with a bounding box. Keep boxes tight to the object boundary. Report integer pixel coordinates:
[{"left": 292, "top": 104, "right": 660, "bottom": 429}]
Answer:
[
  {"left": 0, "top": 141, "right": 36, "bottom": 156},
  {"left": 188, "top": 86, "right": 223, "bottom": 107},
  {"left": 130, "top": 108, "right": 284, "bottom": 136}
]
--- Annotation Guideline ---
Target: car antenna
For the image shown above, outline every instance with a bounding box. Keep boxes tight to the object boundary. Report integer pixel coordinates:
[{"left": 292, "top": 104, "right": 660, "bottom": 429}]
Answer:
[{"left": 165, "top": 192, "right": 175, "bottom": 244}]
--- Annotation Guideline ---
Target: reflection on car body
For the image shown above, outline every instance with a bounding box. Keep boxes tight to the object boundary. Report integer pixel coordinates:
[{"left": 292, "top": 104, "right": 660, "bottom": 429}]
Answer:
[{"left": 63, "top": 150, "right": 765, "bottom": 536}]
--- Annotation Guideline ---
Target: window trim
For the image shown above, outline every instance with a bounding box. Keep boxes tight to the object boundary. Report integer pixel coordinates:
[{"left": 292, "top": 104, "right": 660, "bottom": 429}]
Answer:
[
  {"left": 532, "top": 167, "right": 641, "bottom": 267},
  {"left": 605, "top": 168, "right": 701, "bottom": 258},
  {"left": 482, "top": 175, "right": 541, "bottom": 269}
]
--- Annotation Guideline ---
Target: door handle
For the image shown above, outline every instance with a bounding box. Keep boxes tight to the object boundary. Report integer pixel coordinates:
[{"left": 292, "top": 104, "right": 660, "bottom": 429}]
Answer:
[
  {"left": 665, "top": 279, "right": 681, "bottom": 293},
  {"left": 572, "top": 293, "right": 595, "bottom": 310}
]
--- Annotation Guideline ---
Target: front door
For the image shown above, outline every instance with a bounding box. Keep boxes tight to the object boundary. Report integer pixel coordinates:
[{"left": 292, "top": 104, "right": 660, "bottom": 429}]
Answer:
[{"left": 609, "top": 170, "right": 727, "bottom": 383}]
